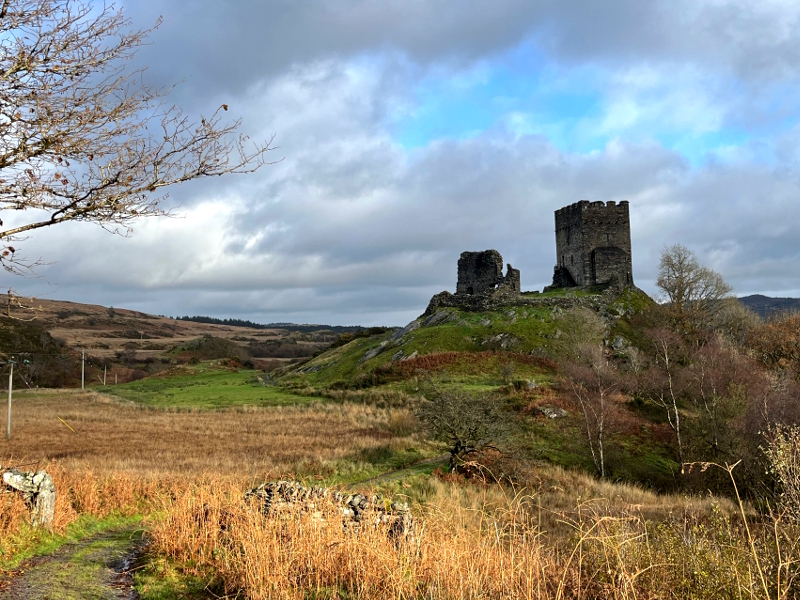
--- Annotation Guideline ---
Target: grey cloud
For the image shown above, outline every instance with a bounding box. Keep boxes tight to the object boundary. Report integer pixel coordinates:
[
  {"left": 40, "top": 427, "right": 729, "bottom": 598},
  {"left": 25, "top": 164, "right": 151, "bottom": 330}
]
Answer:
[
  {"left": 124, "top": 0, "right": 800, "bottom": 98},
  {"left": 20, "top": 123, "right": 800, "bottom": 324}
]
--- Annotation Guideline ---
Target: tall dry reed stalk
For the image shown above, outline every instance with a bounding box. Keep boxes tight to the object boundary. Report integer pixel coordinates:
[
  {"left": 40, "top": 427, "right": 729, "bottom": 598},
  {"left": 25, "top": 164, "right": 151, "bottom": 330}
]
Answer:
[
  {"left": 150, "top": 477, "right": 800, "bottom": 600},
  {"left": 151, "top": 479, "right": 560, "bottom": 600}
]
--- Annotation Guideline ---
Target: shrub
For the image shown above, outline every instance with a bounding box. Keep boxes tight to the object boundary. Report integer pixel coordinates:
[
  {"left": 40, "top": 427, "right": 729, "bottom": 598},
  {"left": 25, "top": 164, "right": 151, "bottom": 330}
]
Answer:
[{"left": 763, "top": 424, "right": 800, "bottom": 522}]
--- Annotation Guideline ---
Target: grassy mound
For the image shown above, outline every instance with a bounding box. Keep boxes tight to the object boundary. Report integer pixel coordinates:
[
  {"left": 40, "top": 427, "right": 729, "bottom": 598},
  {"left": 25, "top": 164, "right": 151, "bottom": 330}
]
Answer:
[
  {"left": 280, "top": 287, "right": 653, "bottom": 390},
  {"left": 169, "top": 335, "right": 248, "bottom": 362}
]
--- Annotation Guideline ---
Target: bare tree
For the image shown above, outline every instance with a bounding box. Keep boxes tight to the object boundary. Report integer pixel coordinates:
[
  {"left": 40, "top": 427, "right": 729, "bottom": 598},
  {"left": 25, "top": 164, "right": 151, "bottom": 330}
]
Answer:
[
  {"left": 565, "top": 344, "right": 620, "bottom": 478},
  {"left": 711, "top": 298, "right": 760, "bottom": 345},
  {"left": 687, "top": 338, "right": 749, "bottom": 460},
  {"left": 746, "top": 313, "right": 800, "bottom": 376},
  {"left": 553, "top": 307, "right": 606, "bottom": 361},
  {"left": 415, "top": 381, "right": 510, "bottom": 472},
  {"left": 0, "top": 0, "right": 274, "bottom": 274},
  {"left": 656, "top": 245, "right": 733, "bottom": 334},
  {"left": 641, "top": 327, "right": 689, "bottom": 472}
]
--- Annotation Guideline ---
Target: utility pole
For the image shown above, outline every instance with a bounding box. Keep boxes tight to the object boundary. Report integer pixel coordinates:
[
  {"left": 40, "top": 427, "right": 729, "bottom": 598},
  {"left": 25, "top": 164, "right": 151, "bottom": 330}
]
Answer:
[
  {"left": 81, "top": 349, "right": 85, "bottom": 390},
  {"left": 7, "top": 359, "right": 13, "bottom": 441}
]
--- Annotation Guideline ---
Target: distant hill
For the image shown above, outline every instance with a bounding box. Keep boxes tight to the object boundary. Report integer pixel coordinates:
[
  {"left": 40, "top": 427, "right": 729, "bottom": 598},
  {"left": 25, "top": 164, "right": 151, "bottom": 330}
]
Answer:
[
  {"left": 176, "top": 315, "right": 366, "bottom": 334},
  {"left": 0, "top": 295, "right": 364, "bottom": 373},
  {"left": 739, "top": 295, "right": 800, "bottom": 319}
]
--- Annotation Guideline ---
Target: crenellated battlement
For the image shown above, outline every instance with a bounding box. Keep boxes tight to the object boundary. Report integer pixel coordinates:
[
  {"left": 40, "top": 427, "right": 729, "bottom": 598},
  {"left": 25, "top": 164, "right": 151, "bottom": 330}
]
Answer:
[
  {"left": 556, "top": 200, "right": 629, "bottom": 216},
  {"left": 427, "top": 200, "right": 634, "bottom": 315}
]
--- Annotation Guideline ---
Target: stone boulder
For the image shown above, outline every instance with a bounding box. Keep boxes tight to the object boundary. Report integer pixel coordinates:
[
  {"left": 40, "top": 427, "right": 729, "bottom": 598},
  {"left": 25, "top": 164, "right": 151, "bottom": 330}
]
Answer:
[{"left": 1, "top": 466, "right": 57, "bottom": 528}]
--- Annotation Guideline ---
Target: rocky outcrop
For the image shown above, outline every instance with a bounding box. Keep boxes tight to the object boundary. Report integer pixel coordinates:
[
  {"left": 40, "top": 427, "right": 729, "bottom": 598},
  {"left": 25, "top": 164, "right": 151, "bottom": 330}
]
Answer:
[
  {"left": 244, "top": 480, "right": 413, "bottom": 539},
  {"left": 1, "top": 466, "right": 56, "bottom": 528},
  {"left": 358, "top": 340, "right": 389, "bottom": 363},
  {"left": 425, "top": 289, "right": 600, "bottom": 316}
]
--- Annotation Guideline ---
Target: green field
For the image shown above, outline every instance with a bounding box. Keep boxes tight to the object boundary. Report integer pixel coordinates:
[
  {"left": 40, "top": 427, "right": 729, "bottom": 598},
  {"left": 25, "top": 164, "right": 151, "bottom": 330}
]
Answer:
[
  {"left": 94, "top": 285, "right": 676, "bottom": 484},
  {"left": 104, "top": 367, "right": 317, "bottom": 409}
]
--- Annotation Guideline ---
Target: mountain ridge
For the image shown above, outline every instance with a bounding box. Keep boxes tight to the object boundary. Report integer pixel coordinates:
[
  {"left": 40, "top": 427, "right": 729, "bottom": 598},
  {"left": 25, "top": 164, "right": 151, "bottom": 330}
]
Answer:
[{"left": 738, "top": 294, "right": 800, "bottom": 318}]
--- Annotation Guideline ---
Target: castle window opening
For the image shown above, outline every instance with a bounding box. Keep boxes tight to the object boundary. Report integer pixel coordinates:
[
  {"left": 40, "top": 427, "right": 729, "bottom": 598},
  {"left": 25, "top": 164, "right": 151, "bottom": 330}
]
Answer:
[
  {"left": 606, "top": 233, "right": 611, "bottom": 243},
  {"left": 570, "top": 255, "right": 574, "bottom": 265}
]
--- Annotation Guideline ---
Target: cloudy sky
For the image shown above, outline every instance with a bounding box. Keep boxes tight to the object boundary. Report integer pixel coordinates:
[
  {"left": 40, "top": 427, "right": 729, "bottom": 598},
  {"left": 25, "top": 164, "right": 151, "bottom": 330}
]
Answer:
[{"left": 13, "top": 0, "right": 800, "bottom": 325}]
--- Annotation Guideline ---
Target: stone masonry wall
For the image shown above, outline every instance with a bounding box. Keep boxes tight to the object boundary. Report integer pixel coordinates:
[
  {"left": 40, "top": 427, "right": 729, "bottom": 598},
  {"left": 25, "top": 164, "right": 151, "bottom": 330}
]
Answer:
[
  {"left": 499, "top": 265, "right": 521, "bottom": 293},
  {"left": 456, "top": 250, "right": 520, "bottom": 295},
  {"left": 554, "top": 200, "right": 633, "bottom": 288},
  {"left": 554, "top": 202, "right": 586, "bottom": 285}
]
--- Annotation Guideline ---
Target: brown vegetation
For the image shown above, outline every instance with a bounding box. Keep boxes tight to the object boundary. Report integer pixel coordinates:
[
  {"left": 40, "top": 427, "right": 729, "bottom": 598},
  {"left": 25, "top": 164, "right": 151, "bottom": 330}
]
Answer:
[
  {"left": 746, "top": 312, "right": 800, "bottom": 374},
  {"left": 0, "top": 295, "right": 332, "bottom": 372},
  {"left": 0, "top": 390, "right": 411, "bottom": 476},
  {"left": 149, "top": 472, "right": 799, "bottom": 599},
  {"left": 2, "top": 389, "right": 800, "bottom": 598}
]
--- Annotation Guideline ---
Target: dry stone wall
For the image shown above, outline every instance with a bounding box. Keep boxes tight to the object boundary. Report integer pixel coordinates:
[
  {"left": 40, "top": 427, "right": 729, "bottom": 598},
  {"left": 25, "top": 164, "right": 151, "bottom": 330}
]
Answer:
[{"left": 245, "top": 480, "right": 414, "bottom": 539}]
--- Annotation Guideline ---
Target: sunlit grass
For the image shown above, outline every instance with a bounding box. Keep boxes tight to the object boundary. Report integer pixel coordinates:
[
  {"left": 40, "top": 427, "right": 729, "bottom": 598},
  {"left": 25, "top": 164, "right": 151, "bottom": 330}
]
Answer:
[{"left": 103, "top": 367, "right": 314, "bottom": 408}]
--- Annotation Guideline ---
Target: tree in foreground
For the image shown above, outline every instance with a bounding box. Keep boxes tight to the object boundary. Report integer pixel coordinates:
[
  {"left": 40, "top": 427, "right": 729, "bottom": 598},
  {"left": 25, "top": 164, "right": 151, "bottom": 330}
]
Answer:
[
  {"left": 656, "top": 244, "right": 733, "bottom": 335},
  {"left": 639, "top": 327, "right": 690, "bottom": 472},
  {"left": 415, "top": 381, "right": 510, "bottom": 473},
  {"left": 0, "top": 0, "right": 273, "bottom": 275}
]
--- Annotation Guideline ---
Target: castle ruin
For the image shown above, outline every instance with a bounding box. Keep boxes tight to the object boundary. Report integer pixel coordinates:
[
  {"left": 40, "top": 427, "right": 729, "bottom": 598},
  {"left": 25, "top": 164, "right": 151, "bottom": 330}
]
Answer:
[
  {"left": 424, "top": 200, "right": 634, "bottom": 315},
  {"left": 550, "top": 200, "right": 633, "bottom": 289},
  {"left": 456, "top": 250, "right": 520, "bottom": 296}
]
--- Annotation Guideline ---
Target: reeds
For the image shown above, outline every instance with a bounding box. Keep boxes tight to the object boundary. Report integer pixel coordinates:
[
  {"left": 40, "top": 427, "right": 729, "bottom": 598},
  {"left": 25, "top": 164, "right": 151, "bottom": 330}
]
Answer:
[
  {"left": 150, "top": 479, "right": 558, "bottom": 599},
  {"left": 149, "top": 476, "right": 800, "bottom": 600}
]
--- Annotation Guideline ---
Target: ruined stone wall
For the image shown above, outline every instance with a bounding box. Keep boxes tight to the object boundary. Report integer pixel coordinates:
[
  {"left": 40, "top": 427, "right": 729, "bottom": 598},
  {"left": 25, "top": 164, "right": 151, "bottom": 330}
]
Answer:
[
  {"left": 456, "top": 250, "right": 521, "bottom": 296},
  {"left": 554, "top": 202, "right": 588, "bottom": 285},
  {"left": 499, "top": 265, "right": 521, "bottom": 293},
  {"left": 245, "top": 480, "right": 413, "bottom": 539},
  {"left": 554, "top": 200, "right": 633, "bottom": 287},
  {"left": 456, "top": 250, "right": 504, "bottom": 295}
]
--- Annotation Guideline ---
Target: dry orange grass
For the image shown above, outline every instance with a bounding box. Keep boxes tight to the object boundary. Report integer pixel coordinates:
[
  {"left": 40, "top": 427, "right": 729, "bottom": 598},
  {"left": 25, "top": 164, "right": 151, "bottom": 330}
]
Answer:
[
  {"left": 0, "top": 464, "right": 178, "bottom": 562},
  {"left": 4, "top": 391, "right": 799, "bottom": 599},
  {"left": 152, "top": 478, "right": 561, "bottom": 600},
  {"left": 150, "top": 475, "right": 800, "bottom": 600},
  {"left": 1, "top": 390, "right": 412, "bottom": 476},
  {"left": 0, "top": 389, "right": 418, "bottom": 565}
]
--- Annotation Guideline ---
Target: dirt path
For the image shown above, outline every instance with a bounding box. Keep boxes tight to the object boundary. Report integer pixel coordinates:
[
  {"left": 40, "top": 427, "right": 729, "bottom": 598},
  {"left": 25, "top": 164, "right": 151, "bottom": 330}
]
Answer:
[
  {"left": 348, "top": 454, "right": 448, "bottom": 489},
  {"left": 2, "top": 525, "right": 144, "bottom": 600}
]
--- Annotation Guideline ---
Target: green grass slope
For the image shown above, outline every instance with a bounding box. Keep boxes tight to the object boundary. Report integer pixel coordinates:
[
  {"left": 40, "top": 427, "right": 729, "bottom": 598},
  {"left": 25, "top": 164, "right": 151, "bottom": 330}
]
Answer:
[
  {"left": 279, "top": 288, "right": 651, "bottom": 391},
  {"left": 273, "top": 287, "right": 677, "bottom": 486},
  {"left": 104, "top": 365, "right": 315, "bottom": 409}
]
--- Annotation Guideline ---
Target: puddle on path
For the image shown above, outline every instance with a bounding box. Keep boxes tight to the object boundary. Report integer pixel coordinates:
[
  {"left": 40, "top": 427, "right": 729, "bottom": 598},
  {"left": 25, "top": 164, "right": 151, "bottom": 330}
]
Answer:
[{"left": 3, "top": 525, "right": 144, "bottom": 600}]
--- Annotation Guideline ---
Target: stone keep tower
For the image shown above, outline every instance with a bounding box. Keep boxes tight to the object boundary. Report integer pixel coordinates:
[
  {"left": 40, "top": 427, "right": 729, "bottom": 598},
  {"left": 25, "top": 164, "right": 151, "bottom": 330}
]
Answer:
[{"left": 552, "top": 200, "right": 633, "bottom": 288}]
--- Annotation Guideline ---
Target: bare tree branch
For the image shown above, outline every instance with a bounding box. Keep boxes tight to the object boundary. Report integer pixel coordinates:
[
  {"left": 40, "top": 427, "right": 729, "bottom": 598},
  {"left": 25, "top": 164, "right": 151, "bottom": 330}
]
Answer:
[{"left": 0, "top": 0, "right": 277, "bottom": 274}]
